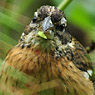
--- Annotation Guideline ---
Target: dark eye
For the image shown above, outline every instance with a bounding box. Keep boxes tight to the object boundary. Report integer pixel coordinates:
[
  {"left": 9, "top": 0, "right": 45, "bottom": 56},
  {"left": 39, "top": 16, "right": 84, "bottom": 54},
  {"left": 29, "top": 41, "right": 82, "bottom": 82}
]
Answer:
[
  {"left": 33, "top": 16, "right": 37, "bottom": 23},
  {"left": 61, "top": 23, "right": 65, "bottom": 28},
  {"left": 59, "top": 24, "right": 65, "bottom": 31},
  {"left": 55, "top": 24, "right": 65, "bottom": 31},
  {"left": 38, "top": 13, "right": 42, "bottom": 18},
  {"left": 60, "top": 24, "right": 66, "bottom": 31}
]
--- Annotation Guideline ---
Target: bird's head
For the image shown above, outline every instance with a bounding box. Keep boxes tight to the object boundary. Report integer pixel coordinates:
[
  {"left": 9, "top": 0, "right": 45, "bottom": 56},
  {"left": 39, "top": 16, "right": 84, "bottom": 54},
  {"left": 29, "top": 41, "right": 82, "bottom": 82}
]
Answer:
[
  {"left": 32, "top": 5, "right": 67, "bottom": 39},
  {"left": 20, "top": 5, "right": 68, "bottom": 51}
]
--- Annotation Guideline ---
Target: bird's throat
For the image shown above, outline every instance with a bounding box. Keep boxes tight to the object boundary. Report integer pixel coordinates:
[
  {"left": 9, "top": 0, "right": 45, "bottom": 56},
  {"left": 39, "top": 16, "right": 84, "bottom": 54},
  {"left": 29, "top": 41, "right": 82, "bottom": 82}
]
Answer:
[{"left": 33, "top": 38, "right": 54, "bottom": 52}]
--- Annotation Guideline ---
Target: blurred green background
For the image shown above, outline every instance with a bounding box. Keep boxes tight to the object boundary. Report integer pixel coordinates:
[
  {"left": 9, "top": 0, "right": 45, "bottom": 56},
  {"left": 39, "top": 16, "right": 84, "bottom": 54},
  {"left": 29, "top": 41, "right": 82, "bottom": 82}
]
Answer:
[{"left": 0, "top": 0, "right": 95, "bottom": 62}]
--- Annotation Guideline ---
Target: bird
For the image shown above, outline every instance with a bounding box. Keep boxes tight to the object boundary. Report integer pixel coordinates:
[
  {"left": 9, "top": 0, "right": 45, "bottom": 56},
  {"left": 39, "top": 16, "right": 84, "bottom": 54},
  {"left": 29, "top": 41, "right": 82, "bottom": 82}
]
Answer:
[{"left": 0, "top": 5, "right": 94, "bottom": 95}]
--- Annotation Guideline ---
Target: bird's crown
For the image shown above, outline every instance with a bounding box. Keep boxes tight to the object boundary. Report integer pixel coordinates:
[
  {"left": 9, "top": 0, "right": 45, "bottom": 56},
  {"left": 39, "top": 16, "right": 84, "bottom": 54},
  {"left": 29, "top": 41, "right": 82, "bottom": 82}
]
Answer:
[{"left": 33, "top": 5, "right": 65, "bottom": 23}]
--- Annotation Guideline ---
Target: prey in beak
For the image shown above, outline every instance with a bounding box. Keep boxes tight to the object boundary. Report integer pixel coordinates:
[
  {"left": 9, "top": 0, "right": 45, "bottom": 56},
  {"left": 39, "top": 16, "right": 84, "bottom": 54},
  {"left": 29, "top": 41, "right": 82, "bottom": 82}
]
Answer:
[{"left": 37, "top": 16, "right": 54, "bottom": 40}]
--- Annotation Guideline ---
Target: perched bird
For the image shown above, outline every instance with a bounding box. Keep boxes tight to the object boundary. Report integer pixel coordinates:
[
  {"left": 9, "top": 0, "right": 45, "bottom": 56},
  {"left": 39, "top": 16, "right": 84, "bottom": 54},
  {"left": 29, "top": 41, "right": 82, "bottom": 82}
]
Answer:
[{"left": 0, "top": 5, "right": 94, "bottom": 95}]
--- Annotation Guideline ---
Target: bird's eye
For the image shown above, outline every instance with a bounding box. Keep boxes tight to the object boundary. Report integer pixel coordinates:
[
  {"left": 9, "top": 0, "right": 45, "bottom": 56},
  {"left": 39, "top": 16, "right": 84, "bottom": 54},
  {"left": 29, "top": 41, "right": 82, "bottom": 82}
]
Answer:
[
  {"left": 62, "top": 23, "right": 65, "bottom": 27},
  {"left": 38, "top": 13, "right": 42, "bottom": 18},
  {"left": 58, "top": 24, "right": 65, "bottom": 31},
  {"left": 61, "top": 23, "right": 65, "bottom": 28},
  {"left": 33, "top": 16, "right": 37, "bottom": 23},
  {"left": 55, "top": 23, "right": 66, "bottom": 31}
]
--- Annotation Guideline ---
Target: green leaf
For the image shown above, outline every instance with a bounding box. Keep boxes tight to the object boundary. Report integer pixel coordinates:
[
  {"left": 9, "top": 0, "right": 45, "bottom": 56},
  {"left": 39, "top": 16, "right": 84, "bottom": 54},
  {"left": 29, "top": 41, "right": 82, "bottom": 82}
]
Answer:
[
  {"left": 65, "top": 1, "right": 93, "bottom": 29},
  {"left": 0, "top": 12, "right": 24, "bottom": 32},
  {"left": 51, "top": 0, "right": 62, "bottom": 6},
  {"left": 0, "top": 32, "right": 17, "bottom": 45},
  {"left": 0, "top": 40, "right": 13, "bottom": 59},
  {"left": 18, "top": 0, "right": 34, "bottom": 14},
  {"left": 0, "top": 6, "right": 31, "bottom": 25},
  {"left": 63, "top": 0, "right": 95, "bottom": 41},
  {"left": 38, "top": 31, "right": 47, "bottom": 39},
  {"left": 89, "top": 50, "right": 95, "bottom": 64},
  {"left": 0, "top": 59, "right": 2, "bottom": 65}
]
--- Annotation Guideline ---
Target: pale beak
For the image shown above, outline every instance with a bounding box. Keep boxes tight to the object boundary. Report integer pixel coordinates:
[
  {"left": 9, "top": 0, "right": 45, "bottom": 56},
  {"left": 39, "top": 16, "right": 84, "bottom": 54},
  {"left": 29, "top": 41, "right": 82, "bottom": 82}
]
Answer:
[
  {"left": 42, "top": 16, "right": 54, "bottom": 31},
  {"left": 37, "top": 16, "right": 54, "bottom": 40}
]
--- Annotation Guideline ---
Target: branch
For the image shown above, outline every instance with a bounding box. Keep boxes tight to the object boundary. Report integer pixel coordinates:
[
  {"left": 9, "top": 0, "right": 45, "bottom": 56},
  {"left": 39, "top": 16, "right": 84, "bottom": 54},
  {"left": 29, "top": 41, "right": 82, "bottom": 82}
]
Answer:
[{"left": 57, "top": 0, "right": 72, "bottom": 10}]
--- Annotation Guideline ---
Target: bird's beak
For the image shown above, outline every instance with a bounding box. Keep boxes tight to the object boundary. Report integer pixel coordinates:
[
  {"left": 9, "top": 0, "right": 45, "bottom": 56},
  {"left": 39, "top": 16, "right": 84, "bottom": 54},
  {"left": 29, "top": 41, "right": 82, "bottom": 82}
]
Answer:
[
  {"left": 37, "top": 16, "right": 54, "bottom": 40},
  {"left": 42, "top": 16, "right": 54, "bottom": 31}
]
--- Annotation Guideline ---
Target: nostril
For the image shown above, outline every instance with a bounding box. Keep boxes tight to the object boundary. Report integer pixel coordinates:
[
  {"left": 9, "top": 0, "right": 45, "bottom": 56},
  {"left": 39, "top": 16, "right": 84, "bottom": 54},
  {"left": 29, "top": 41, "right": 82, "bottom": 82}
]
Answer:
[{"left": 33, "top": 16, "right": 37, "bottom": 23}]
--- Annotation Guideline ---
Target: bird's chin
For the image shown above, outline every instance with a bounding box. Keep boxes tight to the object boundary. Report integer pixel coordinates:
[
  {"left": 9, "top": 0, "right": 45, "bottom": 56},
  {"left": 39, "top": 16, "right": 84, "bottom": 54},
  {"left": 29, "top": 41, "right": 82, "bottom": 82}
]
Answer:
[
  {"left": 32, "top": 35, "right": 54, "bottom": 52},
  {"left": 37, "top": 30, "right": 54, "bottom": 40}
]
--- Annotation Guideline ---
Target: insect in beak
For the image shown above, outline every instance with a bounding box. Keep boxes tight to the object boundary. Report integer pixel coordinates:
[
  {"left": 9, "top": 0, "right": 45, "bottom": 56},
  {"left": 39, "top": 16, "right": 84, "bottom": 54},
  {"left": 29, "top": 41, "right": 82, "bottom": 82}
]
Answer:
[
  {"left": 37, "top": 31, "right": 47, "bottom": 39},
  {"left": 37, "top": 16, "right": 54, "bottom": 40}
]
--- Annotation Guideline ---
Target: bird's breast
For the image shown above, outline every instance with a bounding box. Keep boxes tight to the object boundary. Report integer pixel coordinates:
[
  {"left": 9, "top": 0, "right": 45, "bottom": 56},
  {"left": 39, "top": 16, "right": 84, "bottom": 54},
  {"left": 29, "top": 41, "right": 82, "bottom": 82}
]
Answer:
[
  {"left": 2, "top": 43, "right": 95, "bottom": 95},
  {"left": 5, "top": 44, "right": 57, "bottom": 79}
]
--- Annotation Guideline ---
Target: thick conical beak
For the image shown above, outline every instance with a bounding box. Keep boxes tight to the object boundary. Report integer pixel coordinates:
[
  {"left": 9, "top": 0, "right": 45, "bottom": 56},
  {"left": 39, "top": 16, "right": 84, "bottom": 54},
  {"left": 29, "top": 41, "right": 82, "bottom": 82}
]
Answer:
[
  {"left": 37, "top": 16, "right": 54, "bottom": 39},
  {"left": 42, "top": 16, "right": 54, "bottom": 31}
]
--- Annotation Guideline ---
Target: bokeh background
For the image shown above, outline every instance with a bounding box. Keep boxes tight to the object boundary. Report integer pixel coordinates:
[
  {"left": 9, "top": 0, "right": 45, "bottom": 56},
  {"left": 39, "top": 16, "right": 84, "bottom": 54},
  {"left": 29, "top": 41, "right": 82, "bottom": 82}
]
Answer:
[{"left": 0, "top": 0, "right": 95, "bottom": 62}]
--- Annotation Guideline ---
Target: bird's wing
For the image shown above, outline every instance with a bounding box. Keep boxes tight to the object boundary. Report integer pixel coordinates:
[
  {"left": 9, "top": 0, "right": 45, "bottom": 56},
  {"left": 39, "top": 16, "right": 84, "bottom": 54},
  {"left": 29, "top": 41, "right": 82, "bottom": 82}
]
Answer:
[
  {"left": 71, "top": 37, "right": 92, "bottom": 71},
  {"left": 51, "top": 57, "right": 94, "bottom": 95},
  {"left": 0, "top": 45, "right": 40, "bottom": 95},
  {"left": 62, "top": 33, "right": 93, "bottom": 76}
]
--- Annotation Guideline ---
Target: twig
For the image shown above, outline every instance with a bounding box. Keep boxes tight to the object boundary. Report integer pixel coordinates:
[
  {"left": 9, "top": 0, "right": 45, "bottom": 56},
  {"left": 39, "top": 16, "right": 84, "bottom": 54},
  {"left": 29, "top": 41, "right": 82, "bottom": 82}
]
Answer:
[{"left": 57, "top": 0, "right": 72, "bottom": 10}]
